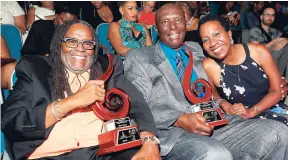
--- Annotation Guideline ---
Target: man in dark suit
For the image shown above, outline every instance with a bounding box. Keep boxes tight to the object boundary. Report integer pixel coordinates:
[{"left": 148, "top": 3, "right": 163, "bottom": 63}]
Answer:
[
  {"left": 2, "top": 20, "right": 160, "bottom": 160},
  {"left": 124, "top": 3, "right": 288, "bottom": 160}
]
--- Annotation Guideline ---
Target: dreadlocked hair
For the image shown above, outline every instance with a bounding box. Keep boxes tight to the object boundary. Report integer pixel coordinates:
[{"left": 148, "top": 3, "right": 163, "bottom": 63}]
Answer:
[{"left": 50, "top": 19, "right": 103, "bottom": 100}]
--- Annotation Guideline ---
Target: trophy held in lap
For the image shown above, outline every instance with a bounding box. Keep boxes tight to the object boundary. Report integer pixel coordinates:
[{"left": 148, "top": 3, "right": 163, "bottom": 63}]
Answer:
[
  {"left": 183, "top": 44, "right": 228, "bottom": 127},
  {"left": 90, "top": 46, "right": 142, "bottom": 156}
]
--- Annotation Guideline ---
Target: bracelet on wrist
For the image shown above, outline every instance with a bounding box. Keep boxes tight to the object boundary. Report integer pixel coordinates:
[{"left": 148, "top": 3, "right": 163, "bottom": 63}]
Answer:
[
  {"left": 56, "top": 99, "right": 67, "bottom": 117},
  {"left": 215, "top": 98, "right": 225, "bottom": 107},
  {"left": 253, "top": 106, "right": 260, "bottom": 114},
  {"left": 52, "top": 100, "right": 62, "bottom": 121},
  {"left": 141, "top": 136, "right": 160, "bottom": 145}
]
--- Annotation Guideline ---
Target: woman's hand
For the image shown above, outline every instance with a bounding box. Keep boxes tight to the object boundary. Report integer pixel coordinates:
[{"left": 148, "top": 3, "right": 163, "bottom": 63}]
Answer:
[
  {"left": 131, "top": 142, "right": 161, "bottom": 160},
  {"left": 227, "top": 103, "right": 256, "bottom": 119},
  {"left": 280, "top": 77, "right": 288, "bottom": 100},
  {"left": 272, "top": 38, "right": 288, "bottom": 51}
]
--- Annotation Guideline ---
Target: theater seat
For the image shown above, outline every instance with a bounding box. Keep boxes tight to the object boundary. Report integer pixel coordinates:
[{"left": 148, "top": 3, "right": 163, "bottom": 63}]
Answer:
[
  {"left": 0, "top": 24, "right": 23, "bottom": 60},
  {"left": 1, "top": 24, "right": 22, "bottom": 160},
  {"left": 96, "top": 23, "right": 115, "bottom": 55},
  {"left": 150, "top": 25, "right": 159, "bottom": 44}
]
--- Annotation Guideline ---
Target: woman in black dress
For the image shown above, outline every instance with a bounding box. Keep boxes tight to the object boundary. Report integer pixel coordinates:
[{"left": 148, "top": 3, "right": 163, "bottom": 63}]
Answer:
[{"left": 81, "top": 1, "right": 121, "bottom": 29}]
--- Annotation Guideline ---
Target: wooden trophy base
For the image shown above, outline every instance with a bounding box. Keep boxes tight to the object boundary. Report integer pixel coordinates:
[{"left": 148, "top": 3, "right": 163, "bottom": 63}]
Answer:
[
  {"left": 197, "top": 108, "right": 228, "bottom": 127},
  {"left": 97, "top": 126, "right": 142, "bottom": 155}
]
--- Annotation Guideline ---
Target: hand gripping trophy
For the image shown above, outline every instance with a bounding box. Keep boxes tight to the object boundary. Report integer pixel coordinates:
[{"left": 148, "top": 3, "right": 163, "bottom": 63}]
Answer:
[
  {"left": 182, "top": 44, "right": 228, "bottom": 127},
  {"left": 90, "top": 46, "right": 142, "bottom": 155}
]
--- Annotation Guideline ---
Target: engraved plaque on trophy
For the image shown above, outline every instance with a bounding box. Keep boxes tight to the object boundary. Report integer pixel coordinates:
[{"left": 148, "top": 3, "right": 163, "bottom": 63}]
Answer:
[
  {"left": 183, "top": 44, "right": 228, "bottom": 127},
  {"left": 90, "top": 46, "right": 142, "bottom": 156},
  {"left": 117, "top": 127, "right": 141, "bottom": 145}
]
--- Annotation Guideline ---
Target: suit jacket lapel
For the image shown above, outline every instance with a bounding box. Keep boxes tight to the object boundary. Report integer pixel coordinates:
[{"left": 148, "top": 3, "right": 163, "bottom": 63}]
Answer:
[
  {"left": 46, "top": 56, "right": 55, "bottom": 101},
  {"left": 153, "top": 42, "right": 208, "bottom": 96},
  {"left": 184, "top": 42, "right": 208, "bottom": 80},
  {"left": 154, "top": 42, "right": 185, "bottom": 95}
]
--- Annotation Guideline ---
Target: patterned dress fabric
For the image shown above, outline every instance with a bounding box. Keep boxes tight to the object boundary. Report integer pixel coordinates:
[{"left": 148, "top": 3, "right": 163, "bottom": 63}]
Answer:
[
  {"left": 119, "top": 18, "right": 146, "bottom": 49},
  {"left": 216, "top": 43, "right": 288, "bottom": 126}
]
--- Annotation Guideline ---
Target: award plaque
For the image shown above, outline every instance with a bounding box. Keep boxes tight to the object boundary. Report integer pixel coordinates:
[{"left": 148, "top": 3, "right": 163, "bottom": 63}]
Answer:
[
  {"left": 183, "top": 44, "right": 228, "bottom": 127},
  {"left": 90, "top": 46, "right": 142, "bottom": 156}
]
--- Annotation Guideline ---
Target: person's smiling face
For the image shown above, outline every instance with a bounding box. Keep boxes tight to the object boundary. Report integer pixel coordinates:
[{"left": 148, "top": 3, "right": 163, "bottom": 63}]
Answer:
[
  {"left": 61, "top": 23, "right": 95, "bottom": 74},
  {"left": 199, "top": 20, "right": 232, "bottom": 60},
  {"left": 156, "top": 4, "right": 186, "bottom": 50}
]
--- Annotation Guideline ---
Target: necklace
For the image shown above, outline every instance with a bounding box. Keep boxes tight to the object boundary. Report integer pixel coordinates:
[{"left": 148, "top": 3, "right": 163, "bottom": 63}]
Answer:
[{"left": 224, "top": 65, "right": 241, "bottom": 82}]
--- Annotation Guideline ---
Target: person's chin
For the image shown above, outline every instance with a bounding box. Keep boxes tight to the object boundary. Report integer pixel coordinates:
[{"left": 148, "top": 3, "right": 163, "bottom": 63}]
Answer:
[
  {"left": 170, "top": 40, "right": 184, "bottom": 49},
  {"left": 69, "top": 67, "right": 87, "bottom": 74}
]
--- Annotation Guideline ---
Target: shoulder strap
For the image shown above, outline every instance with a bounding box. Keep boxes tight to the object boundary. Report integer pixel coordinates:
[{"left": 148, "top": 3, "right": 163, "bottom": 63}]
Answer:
[
  {"left": 242, "top": 43, "right": 251, "bottom": 57},
  {"left": 259, "top": 25, "right": 272, "bottom": 42}
]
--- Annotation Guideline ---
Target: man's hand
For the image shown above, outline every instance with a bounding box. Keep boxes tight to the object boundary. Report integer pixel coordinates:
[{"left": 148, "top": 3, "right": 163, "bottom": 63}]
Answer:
[
  {"left": 131, "top": 142, "right": 161, "bottom": 160},
  {"left": 174, "top": 113, "right": 213, "bottom": 136},
  {"left": 271, "top": 38, "right": 288, "bottom": 51},
  {"left": 68, "top": 80, "right": 105, "bottom": 108},
  {"left": 251, "top": 41, "right": 260, "bottom": 44},
  {"left": 280, "top": 77, "right": 288, "bottom": 100}
]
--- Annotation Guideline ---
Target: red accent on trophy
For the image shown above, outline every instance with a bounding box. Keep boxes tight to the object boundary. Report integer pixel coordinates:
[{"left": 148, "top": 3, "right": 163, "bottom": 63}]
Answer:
[
  {"left": 90, "top": 46, "right": 142, "bottom": 156},
  {"left": 182, "top": 44, "right": 228, "bottom": 127}
]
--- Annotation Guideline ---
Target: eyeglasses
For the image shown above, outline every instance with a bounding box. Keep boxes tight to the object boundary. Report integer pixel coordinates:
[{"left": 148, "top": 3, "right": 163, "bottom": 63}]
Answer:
[
  {"left": 263, "top": 13, "right": 275, "bottom": 17},
  {"left": 62, "top": 38, "right": 96, "bottom": 50}
]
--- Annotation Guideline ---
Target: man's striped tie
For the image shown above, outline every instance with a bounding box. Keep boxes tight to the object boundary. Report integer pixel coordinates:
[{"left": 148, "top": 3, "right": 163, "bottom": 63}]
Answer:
[{"left": 176, "top": 52, "right": 186, "bottom": 84}]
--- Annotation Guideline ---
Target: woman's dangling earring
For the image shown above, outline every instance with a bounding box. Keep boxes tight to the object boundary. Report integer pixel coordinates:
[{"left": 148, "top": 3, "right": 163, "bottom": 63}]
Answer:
[{"left": 231, "top": 39, "right": 234, "bottom": 44}]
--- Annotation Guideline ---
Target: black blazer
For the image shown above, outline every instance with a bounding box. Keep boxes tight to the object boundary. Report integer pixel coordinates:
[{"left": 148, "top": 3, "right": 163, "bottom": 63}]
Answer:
[
  {"left": 21, "top": 20, "right": 56, "bottom": 56},
  {"left": 1, "top": 54, "right": 157, "bottom": 160}
]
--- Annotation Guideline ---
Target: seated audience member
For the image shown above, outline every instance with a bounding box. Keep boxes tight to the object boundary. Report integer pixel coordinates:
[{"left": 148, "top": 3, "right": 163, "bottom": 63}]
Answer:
[
  {"left": 26, "top": 1, "right": 55, "bottom": 29},
  {"left": 124, "top": 3, "right": 288, "bottom": 160},
  {"left": 200, "top": 15, "right": 288, "bottom": 125},
  {"left": 271, "top": 2, "right": 288, "bottom": 33},
  {"left": 138, "top": 1, "right": 156, "bottom": 27},
  {"left": 198, "top": 2, "right": 210, "bottom": 19},
  {"left": 81, "top": 1, "right": 121, "bottom": 29},
  {"left": 219, "top": 1, "right": 240, "bottom": 26},
  {"left": 176, "top": 2, "right": 199, "bottom": 31},
  {"left": 245, "top": 1, "right": 264, "bottom": 29},
  {"left": 21, "top": 2, "right": 79, "bottom": 56},
  {"left": 1, "top": 36, "right": 16, "bottom": 90},
  {"left": 1, "top": 19, "right": 160, "bottom": 160},
  {"left": 249, "top": 6, "right": 288, "bottom": 79},
  {"left": 176, "top": 2, "right": 200, "bottom": 43},
  {"left": 108, "top": 1, "right": 152, "bottom": 60},
  {"left": 0, "top": 1, "right": 26, "bottom": 34},
  {"left": 186, "top": 1, "right": 198, "bottom": 12}
]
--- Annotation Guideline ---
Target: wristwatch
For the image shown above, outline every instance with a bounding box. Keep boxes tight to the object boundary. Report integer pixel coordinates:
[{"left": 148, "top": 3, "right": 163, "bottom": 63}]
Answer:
[{"left": 141, "top": 136, "right": 160, "bottom": 145}]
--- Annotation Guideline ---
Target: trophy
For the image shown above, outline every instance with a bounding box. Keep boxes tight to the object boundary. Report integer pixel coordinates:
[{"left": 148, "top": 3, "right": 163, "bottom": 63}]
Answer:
[
  {"left": 182, "top": 44, "right": 228, "bottom": 127},
  {"left": 90, "top": 46, "right": 142, "bottom": 156}
]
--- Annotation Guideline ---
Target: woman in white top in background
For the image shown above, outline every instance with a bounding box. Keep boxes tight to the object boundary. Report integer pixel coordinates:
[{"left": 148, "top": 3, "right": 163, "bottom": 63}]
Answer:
[
  {"left": 26, "top": 1, "right": 55, "bottom": 29},
  {"left": 0, "top": 1, "right": 26, "bottom": 34}
]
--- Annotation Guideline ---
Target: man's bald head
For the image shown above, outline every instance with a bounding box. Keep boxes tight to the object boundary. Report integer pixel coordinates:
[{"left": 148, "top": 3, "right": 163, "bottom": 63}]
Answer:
[{"left": 155, "top": 3, "right": 185, "bottom": 28}]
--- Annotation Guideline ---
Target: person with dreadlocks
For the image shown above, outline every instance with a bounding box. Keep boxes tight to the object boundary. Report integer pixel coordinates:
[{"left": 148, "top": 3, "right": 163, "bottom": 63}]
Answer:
[{"left": 1, "top": 19, "right": 161, "bottom": 160}]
